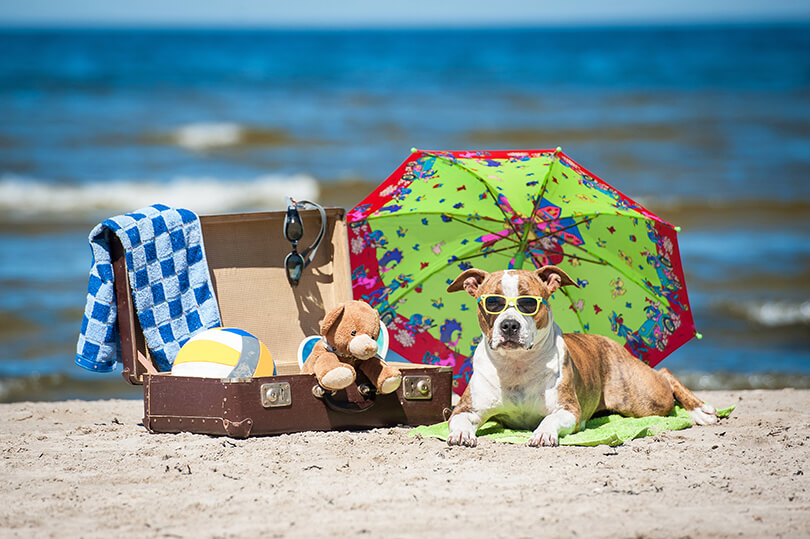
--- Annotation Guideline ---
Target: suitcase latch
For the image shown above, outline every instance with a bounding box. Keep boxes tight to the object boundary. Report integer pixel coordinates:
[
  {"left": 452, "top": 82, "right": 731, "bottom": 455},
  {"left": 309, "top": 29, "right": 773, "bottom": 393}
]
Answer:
[
  {"left": 260, "top": 382, "right": 292, "bottom": 408},
  {"left": 402, "top": 376, "right": 432, "bottom": 400}
]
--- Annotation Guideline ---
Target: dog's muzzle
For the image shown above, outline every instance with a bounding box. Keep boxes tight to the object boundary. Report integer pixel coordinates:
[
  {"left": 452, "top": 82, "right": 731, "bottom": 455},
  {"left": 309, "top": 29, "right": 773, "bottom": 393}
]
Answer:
[
  {"left": 499, "top": 319, "right": 521, "bottom": 339},
  {"left": 490, "top": 314, "right": 530, "bottom": 349}
]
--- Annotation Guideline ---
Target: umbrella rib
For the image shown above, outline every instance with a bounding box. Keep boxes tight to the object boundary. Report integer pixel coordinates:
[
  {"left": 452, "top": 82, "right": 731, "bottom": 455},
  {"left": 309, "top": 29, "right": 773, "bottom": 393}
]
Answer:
[
  {"left": 421, "top": 151, "right": 523, "bottom": 239},
  {"left": 454, "top": 244, "right": 525, "bottom": 262},
  {"left": 443, "top": 214, "right": 521, "bottom": 242},
  {"left": 524, "top": 248, "right": 606, "bottom": 266}
]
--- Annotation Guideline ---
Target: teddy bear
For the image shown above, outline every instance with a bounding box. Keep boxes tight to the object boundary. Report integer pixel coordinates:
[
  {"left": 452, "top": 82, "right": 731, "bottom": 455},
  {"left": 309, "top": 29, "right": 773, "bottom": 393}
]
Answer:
[{"left": 302, "top": 300, "right": 402, "bottom": 394}]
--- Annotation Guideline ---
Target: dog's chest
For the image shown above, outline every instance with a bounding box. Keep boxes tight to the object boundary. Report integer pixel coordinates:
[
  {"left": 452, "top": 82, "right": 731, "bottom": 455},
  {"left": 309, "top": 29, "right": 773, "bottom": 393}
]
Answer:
[{"left": 483, "top": 368, "right": 560, "bottom": 430}]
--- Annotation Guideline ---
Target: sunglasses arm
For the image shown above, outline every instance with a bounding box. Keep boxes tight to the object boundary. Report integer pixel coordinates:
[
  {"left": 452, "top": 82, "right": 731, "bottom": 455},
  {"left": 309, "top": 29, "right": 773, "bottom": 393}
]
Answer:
[{"left": 296, "top": 199, "right": 327, "bottom": 266}]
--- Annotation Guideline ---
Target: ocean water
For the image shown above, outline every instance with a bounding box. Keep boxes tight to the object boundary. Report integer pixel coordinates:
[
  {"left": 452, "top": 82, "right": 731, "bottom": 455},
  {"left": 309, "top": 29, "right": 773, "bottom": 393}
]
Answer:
[{"left": 1, "top": 25, "right": 809, "bottom": 401}]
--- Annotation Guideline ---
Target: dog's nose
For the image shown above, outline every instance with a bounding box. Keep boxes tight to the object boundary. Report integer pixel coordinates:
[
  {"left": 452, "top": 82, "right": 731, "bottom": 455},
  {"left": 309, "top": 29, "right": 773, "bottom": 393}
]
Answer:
[{"left": 500, "top": 319, "right": 520, "bottom": 337}]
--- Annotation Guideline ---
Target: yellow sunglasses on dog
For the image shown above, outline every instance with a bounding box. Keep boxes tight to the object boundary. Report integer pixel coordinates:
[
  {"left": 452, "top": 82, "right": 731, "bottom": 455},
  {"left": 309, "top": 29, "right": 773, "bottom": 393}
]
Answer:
[{"left": 477, "top": 294, "right": 548, "bottom": 316}]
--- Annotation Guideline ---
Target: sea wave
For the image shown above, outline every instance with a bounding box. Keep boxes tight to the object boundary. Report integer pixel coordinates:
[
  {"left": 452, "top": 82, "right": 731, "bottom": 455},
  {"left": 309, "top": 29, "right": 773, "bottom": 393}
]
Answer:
[
  {"left": 0, "top": 174, "right": 320, "bottom": 221},
  {"left": 723, "top": 300, "right": 810, "bottom": 328},
  {"left": 144, "top": 122, "right": 300, "bottom": 151}
]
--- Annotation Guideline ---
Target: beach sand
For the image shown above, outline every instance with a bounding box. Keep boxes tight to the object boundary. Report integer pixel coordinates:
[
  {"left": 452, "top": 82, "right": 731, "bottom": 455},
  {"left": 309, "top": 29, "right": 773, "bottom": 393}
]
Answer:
[{"left": 2, "top": 389, "right": 808, "bottom": 538}]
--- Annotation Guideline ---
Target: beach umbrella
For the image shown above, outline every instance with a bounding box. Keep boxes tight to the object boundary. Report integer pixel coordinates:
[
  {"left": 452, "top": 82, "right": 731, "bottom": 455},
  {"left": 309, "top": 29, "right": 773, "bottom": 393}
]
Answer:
[{"left": 347, "top": 148, "right": 697, "bottom": 394}]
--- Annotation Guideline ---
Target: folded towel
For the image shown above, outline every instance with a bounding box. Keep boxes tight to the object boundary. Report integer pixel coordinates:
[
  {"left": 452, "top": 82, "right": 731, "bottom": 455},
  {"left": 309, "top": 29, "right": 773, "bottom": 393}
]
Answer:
[
  {"left": 411, "top": 405, "right": 735, "bottom": 447},
  {"left": 76, "top": 204, "right": 222, "bottom": 372}
]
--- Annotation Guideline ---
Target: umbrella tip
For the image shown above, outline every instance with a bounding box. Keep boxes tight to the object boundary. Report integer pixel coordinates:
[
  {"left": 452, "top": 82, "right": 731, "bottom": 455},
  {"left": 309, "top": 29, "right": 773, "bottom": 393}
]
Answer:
[
  {"left": 555, "top": 146, "right": 562, "bottom": 154},
  {"left": 410, "top": 147, "right": 419, "bottom": 153},
  {"left": 674, "top": 225, "right": 682, "bottom": 232},
  {"left": 695, "top": 332, "right": 703, "bottom": 340}
]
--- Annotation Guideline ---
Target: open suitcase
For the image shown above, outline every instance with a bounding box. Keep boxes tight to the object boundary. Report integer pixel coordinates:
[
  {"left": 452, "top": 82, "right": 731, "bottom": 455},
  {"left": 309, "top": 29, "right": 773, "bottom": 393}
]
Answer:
[{"left": 111, "top": 207, "right": 453, "bottom": 438}]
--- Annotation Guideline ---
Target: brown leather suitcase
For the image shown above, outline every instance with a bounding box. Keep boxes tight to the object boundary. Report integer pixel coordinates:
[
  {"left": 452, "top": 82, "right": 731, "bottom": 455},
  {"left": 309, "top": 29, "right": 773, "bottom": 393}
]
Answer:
[{"left": 111, "top": 208, "right": 452, "bottom": 438}]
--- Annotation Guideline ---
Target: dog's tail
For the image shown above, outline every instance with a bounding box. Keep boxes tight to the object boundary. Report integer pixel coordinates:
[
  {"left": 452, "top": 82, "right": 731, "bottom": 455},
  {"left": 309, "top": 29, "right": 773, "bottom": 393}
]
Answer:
[{"left": 658, "top": 368, "right": 718, "bottom": 425}]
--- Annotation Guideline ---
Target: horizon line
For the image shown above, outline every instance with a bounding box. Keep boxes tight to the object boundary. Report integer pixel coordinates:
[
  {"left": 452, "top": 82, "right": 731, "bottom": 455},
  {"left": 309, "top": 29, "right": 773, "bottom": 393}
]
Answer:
[{"left": 1, "top": 18, "right": 809, "bottom": 31}]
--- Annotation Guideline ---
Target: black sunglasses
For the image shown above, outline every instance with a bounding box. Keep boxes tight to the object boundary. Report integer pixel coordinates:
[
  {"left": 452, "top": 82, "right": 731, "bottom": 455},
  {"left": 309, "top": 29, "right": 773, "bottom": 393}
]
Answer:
[{"left": 284, "top": 197, "right": 326, "bottom": 287}]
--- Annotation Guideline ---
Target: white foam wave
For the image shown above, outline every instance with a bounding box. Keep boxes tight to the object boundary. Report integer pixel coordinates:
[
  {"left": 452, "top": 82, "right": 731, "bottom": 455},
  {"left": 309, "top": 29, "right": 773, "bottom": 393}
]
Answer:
[
  {"left": 170, "top": 122, "right": 244, "bottom": 151},
  {"left": 0, "top": 174, "right": 320, "bottom": 218},
  {"left": 733, "top": 300, "right": 810, "bottom": 327}
]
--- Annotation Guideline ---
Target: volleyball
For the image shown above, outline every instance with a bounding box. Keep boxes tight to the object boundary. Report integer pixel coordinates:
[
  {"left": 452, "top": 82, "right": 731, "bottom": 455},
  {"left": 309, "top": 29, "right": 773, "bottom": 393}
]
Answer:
[{"left": 171, "top": 327, "right": 275, "bottom": 378}]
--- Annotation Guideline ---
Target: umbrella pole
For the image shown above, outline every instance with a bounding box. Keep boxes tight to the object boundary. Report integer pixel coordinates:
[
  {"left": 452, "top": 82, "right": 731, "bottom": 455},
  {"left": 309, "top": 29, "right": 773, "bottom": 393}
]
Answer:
[
  {"left": 513, "top": 224, "right": 529, "bottom": 269},
  {"left": 513, "top": 147, "right": 561, "bottom": 270}
]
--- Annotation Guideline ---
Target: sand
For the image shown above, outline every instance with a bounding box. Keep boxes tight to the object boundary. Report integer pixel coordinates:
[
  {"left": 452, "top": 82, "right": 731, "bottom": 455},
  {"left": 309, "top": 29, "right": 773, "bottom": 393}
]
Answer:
[{"left": 1, "top": 389, "right": 808, "bottom": 538}]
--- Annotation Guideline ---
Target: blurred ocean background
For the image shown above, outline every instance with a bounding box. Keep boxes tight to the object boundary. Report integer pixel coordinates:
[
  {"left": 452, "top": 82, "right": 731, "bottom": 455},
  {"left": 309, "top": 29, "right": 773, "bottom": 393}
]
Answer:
[{"left": 1, "top": 25, "right": 809, "bottom": 401}]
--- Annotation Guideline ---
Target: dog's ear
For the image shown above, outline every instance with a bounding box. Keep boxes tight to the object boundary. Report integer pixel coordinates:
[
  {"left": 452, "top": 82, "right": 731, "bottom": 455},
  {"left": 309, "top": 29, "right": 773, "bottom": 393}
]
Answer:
[
  {"left": 447, "top": 269, "right": 489, "bottom": 297},
  {"left": 320, "top": 303, "right": 346, "bottom": 336},
  {"left": 535, "top": 266, "right": 578, "bottom": 294}
]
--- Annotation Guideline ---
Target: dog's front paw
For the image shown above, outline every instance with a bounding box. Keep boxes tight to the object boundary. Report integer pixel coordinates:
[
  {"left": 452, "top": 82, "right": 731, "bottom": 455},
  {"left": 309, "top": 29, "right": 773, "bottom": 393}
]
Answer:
[
  {"left": 528, "top": 429, "right": 558, "bottom": 447},
  {"left": 689, "top": 403, "right": 718, "bottom": 426},
  {"left": 448, "top": 429, "right": 477, "bottom": 447},
  {"left": 447, "top": 413, "right": 479, "bottom": 447}
]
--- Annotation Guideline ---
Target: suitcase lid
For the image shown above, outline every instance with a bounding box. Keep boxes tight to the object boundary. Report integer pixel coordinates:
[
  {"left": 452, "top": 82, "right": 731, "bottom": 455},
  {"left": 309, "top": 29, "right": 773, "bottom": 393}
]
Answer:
[
  {"left": 201, "top": 208, "right": 352, "bottom": 375},
  {"left": 114, "top": 207, "right": 353, "bottom": 382}
]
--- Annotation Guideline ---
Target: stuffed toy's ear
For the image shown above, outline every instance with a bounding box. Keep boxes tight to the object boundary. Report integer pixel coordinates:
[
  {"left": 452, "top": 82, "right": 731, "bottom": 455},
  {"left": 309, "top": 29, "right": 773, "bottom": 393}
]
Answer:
[
  {"left": 447, "top": 269, "right": 490, "bottom": 297},
  {"left": 320, "top": 303, "right": 346, "bottom": 336},
  {"left": 535, "top": 265, "right": 578, "bottom": 294}
]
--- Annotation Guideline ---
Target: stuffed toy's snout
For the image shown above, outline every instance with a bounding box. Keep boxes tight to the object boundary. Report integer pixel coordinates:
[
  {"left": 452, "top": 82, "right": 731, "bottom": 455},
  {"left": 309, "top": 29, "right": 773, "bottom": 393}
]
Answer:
[{"left": 349, "top": 334, "right": 378, "bottom": 360}]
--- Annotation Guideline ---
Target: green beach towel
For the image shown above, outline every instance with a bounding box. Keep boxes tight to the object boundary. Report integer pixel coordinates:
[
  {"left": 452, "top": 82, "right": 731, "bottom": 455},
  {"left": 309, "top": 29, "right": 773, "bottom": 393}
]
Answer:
[{"left": 411, "top": 405, "right": 735, "bottom": 447}]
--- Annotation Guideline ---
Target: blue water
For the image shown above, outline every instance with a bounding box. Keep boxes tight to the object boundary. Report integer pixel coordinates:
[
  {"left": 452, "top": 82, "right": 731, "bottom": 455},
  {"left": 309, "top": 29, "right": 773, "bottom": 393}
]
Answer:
[{"left": 1, "top": 25, "right": 809, "bottom": 401}]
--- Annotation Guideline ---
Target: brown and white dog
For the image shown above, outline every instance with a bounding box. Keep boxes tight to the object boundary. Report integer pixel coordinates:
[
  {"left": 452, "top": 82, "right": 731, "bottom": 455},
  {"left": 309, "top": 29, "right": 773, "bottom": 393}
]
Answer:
[{"left": 446, "top": 266, "right": 718, "bottom": 447}]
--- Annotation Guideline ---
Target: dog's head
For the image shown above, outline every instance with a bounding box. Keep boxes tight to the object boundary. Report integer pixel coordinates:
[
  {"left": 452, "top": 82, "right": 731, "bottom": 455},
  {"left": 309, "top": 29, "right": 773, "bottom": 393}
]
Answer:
[{"left": 447, "top": 266, "right": 577, "bottom": 352}]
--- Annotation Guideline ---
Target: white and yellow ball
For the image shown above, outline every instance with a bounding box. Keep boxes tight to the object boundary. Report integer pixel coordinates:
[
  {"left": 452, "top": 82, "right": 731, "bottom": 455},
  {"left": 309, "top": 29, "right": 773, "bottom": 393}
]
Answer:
[{"left": 171, "top": 327, "right": 275, "bottom": 378}]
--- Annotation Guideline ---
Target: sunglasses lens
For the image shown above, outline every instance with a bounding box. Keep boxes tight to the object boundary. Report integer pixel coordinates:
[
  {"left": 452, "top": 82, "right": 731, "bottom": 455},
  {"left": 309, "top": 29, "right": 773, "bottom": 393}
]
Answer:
[
  {"left": 284, "top": 207, "right": 304, "bottom": 242},
  {"left": 484, "top": 296, "right": 506, "bottom": 313},
  {"left": 285, "top": 252, "right": 304, "bottom": 285},
  {"left": 516, "top": 297, "right": 539, "bottom": 314}
]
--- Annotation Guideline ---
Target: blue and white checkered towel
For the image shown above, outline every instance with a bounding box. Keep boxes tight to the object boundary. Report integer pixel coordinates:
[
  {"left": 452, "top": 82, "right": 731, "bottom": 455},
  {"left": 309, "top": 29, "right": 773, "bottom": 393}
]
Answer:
[{"left": 76, "top": 204, "right": 222, "bottom": 373}]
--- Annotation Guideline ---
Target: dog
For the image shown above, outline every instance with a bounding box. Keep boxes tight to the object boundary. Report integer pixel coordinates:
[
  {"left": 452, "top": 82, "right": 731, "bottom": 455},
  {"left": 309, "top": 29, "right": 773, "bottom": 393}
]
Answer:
[{"left": 446, "top": 266, "right": 717, "bottom": 447}]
